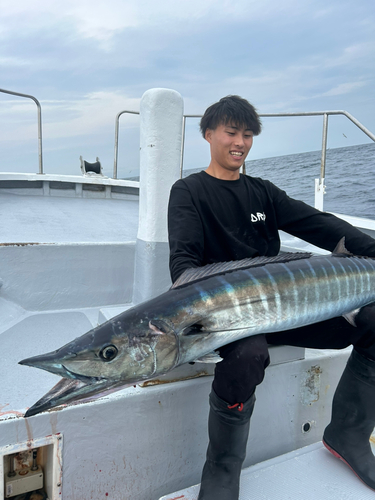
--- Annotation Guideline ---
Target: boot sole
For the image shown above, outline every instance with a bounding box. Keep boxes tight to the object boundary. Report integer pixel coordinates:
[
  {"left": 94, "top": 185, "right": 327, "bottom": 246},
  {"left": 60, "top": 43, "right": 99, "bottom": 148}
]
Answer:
[{"left": 322, "top": 438, "right": 375, "bottom": 492}]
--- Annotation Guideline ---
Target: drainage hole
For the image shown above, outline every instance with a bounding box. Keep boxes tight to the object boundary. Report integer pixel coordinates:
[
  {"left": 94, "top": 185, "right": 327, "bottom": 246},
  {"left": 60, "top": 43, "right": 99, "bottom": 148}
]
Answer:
[{"left": 302, "top": 421, "right": 311, "bottom": 433}]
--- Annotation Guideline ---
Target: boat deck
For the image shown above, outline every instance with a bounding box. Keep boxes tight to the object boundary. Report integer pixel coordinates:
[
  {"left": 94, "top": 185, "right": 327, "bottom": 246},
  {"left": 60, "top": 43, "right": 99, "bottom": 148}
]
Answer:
[
  {"left": 160, "top": 442, "right": 375, "bottom": 500},
  {"left": 0, "top": 190, "right": 139, "bottom": 244}
]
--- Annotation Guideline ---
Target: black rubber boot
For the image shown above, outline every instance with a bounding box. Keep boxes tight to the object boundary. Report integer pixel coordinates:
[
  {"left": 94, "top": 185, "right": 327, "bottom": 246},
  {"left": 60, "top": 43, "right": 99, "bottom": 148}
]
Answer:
[
  {"left": 197, "top": 390, "right": 255, "bottom": 500},
  {"left": 323, "top": 349, "right": 375, "bottom": 490}
]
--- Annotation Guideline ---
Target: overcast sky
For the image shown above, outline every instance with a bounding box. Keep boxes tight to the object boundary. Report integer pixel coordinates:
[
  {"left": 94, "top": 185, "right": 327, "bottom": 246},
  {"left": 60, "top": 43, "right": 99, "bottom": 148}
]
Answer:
[{"left": 1, "top": 0, "right": 374, "bottom": 178}]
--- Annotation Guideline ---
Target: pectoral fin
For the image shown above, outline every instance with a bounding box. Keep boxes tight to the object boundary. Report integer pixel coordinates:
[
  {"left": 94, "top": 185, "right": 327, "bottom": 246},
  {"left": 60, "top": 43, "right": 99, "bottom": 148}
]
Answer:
[
  {"left": 194, "top": 351, "right": 223, "bottom": 363},
  {"left": 343, "top": 308, "right": 361, "bottom": 327}
]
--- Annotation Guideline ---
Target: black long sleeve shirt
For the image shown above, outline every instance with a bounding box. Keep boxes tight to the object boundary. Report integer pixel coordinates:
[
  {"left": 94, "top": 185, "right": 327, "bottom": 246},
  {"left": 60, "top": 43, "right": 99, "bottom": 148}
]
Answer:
[{"left": 168, "top": 171, "right": 375, "bottom": 283}]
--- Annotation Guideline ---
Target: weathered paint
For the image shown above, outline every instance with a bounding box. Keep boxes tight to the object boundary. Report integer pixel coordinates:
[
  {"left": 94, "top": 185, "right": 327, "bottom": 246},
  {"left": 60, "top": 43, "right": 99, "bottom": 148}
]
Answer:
[
  {"left": 0, "top": 434, "right": 63, "bottom": 500},
  {"left": 301, "top": 365, "right": 323, "bottom": 406}
]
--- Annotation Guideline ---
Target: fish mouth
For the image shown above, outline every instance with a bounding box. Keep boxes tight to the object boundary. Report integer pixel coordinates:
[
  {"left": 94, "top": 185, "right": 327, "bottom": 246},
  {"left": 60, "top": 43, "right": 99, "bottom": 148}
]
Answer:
[
  {"left": 20, "top": 352, "right": 114, "bottom": 418},
  {"left": 23, "top": 376, "right": 118, "bottom": 418}
]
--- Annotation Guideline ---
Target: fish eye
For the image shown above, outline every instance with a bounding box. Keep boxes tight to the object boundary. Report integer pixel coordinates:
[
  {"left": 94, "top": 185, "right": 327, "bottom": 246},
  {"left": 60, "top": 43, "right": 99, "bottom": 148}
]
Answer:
[{"left": 99, "top": 344, "right": 118, "bottom": 362}]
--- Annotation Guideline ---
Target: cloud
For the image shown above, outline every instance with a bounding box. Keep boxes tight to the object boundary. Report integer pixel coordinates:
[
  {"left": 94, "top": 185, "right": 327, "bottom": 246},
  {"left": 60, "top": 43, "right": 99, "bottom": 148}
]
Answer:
[
  {"left": 0, "top": 0, "right": 325, "bottom": 42},
  {"left": 0, "top": 0, "right": 374, "bottom": 175},
  {"left": 0, "top": 91, "right": 140, "bottom": 142},
  {"left": 0, "top": 55, "right": 31, "bottom": 67},
  {"left": 44, "top": 91, "right": 140, "bottom": 138},
  {"left": 321, "top": 82, "right": 367, "bottom": 97}
]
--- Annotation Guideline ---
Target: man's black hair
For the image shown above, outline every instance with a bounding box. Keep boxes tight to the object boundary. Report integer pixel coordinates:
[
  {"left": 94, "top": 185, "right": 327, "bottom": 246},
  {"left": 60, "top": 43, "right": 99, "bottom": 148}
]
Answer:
[{"left": 200, "top": 95, "right": 262, "bottom": 138}]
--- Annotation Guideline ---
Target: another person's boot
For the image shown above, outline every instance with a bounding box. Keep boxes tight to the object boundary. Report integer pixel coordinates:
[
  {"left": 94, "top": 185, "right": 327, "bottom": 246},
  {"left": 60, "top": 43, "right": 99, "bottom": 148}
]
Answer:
[
  {"left": 323, "top": 349, "right": 375, "bottom": 490},
  {"left": 197, "top": 390, "right": 255, "bottom": 500}
]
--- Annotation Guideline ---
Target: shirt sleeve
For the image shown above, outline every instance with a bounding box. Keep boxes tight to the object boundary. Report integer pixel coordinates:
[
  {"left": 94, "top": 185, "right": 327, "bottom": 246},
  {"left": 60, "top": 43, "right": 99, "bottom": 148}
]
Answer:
[
  {"left": 168, "top": 180, "right": 205, "bottom": 283},
  {"left": 268, "top": 182, "right": 375, "bottom": 257}
]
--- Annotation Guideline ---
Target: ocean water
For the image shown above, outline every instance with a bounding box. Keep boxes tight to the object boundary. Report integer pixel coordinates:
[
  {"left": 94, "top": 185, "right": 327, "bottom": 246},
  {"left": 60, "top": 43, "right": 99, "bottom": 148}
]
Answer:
[{"left": 184, "top": 142, "right": 375, "bottom": 220}]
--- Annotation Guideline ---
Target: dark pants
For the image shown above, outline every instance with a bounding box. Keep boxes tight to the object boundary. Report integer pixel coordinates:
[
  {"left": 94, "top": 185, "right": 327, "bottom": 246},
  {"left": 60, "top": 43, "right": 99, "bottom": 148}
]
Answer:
[{"left": 213, "top": 304, "right": 375, "bottom": 405}]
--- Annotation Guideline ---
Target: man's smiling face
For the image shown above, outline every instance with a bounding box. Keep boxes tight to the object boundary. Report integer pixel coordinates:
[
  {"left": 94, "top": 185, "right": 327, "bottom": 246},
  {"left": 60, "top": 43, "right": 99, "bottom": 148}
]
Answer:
[{"left": 205, "top": 122, "right": 254, "bottom": 177}]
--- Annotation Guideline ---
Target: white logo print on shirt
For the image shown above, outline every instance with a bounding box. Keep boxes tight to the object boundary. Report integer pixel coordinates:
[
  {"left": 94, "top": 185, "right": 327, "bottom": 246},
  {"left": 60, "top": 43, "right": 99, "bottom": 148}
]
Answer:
[{"left": 251, "top": 212, "right": 266, "bottom": 223}]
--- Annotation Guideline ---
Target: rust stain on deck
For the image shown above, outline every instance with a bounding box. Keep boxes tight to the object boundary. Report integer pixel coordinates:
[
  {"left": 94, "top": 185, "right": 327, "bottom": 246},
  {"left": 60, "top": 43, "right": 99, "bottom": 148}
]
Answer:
[
  {"left": 301, "top": 365, "right": 322, "bottom": 406},
  {"left": 140, "top": 370, "right": 209, "bottom": 387},
  {"left": 0, "top": 242, "right": 43, "bottom": 246}
]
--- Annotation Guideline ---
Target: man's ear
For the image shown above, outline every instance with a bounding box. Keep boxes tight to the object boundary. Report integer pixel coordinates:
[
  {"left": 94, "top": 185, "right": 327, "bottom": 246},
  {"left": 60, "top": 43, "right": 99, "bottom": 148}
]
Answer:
[{"left": 205, "top": 128, "right": 213, "bottom": 143}]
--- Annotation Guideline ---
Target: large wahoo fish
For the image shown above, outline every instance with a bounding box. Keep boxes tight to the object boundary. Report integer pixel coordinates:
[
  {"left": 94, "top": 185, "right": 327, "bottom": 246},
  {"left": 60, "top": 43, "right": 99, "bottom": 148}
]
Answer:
[{"left": 20, "top": 239, "right": 375, "bottom": 417}]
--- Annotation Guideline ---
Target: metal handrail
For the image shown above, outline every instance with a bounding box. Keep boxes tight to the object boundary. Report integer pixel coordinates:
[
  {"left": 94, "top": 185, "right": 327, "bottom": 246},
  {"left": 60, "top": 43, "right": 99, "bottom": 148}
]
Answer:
[
  {"left": 181, "top": 110, "right": 375, "bottom": 211},
  {"left": 2, "top": 91, "right": 372, "bottom": 186},
  {"left": 0, "top": 88, "right": 44, "bottom": 174},
  {"left": 180, "top": 114, "right": 202, "bottom": 177},
  {"left": 181, "top": 111, "right": 375, "bottom": 182},
  {"left": 258, "top": 111, "right": 375, "bottom": 183},
  {"left": 113, "top": 110, "right": 140, "bottom": 179}
]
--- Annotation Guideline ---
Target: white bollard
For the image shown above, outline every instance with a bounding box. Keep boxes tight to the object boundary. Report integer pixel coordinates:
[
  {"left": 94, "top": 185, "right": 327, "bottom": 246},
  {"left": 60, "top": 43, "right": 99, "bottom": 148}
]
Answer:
[
  {"left": 314, "top": 177, "right": 326, "bottom": 212},
  {"left": 132, "top": 88, "right": 184, "bottom": 304}
]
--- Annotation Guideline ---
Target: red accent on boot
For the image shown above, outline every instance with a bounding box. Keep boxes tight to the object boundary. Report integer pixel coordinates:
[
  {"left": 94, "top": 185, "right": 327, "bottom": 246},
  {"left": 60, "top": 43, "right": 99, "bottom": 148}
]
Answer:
[
  {"left": 323, "top": 439, "right": 375, "bottom": 492},
  {"left": 228, "top": 402, "right": 244, "bottom": 411}
]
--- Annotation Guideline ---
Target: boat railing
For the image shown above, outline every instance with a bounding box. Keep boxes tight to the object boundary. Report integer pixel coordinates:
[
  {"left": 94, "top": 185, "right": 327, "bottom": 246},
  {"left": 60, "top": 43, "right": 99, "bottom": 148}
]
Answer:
[
  {"left": 181, "top": 111, "right": 375, "bottom": 211},
  {"left": 113, "top": 110, "right": 140, "bottom": 179},
  {"left": 2, "top": 87, "right": 375, "bottom": 210},
  {"left": 0, "top": 88, "right": 43, "bottom": 174}
]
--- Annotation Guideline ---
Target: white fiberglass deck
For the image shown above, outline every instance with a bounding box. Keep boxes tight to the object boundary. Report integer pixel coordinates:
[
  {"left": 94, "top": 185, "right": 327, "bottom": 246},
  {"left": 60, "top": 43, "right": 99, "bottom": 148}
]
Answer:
[
  {"left": 0, "top": 191, "right": 139, "bottom": 244},
  {"left": 160, "top": 442, "right": 375, "bottom": 500}
]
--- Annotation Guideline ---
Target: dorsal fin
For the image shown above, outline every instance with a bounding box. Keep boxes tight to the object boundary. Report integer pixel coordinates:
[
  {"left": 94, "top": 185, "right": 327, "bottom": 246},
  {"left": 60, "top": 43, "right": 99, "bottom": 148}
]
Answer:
[
  {"left": 171, "top": 252, "right": 312, "bottom": 289},
  {"left": 332, "top": 237, "right": 353, "bottom": 256}
]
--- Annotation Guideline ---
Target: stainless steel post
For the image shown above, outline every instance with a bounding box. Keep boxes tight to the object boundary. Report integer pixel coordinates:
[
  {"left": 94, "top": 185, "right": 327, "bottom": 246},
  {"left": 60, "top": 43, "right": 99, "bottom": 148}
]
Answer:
[
  {"left": 179, "top": 115, "right": 186, "bottom": 178},
  {"left": 113, "top": 110, "right": 139, "bottom": 179},
  {"left": 0, "top": 88, "right": 43, "bottom": 174}
]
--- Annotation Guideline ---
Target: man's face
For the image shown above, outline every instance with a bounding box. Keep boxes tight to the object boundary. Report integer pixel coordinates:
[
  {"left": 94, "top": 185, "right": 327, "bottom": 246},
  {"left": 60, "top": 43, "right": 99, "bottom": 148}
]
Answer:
[{"left": 205, "top": 122, "right": 254, "bottom": 173}]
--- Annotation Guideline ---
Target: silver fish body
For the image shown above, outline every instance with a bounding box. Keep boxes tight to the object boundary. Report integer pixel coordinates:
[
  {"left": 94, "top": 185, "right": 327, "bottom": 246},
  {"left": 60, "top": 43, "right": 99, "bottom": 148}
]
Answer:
[{"left": 20, "top": 244, "right": 375, "bottom": 417}]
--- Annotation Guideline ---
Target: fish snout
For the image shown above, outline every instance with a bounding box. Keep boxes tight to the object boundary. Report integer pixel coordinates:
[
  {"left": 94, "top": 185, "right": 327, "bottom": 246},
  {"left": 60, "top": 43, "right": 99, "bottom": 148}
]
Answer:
[{"left": 19, "top": 349, "right": 76, "bottom": 379}]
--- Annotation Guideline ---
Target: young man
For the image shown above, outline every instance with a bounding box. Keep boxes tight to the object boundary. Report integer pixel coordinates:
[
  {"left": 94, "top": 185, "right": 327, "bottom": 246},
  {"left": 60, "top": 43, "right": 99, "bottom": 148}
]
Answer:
[{"left": 168, "top": 95, "right": 375, "bottom": 500}]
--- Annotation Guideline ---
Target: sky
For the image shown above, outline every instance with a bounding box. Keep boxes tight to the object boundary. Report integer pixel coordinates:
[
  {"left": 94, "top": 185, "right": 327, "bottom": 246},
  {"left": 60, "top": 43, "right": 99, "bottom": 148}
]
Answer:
[{"left": 0, "top": 0, "right": 374, "bottom": 178}]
